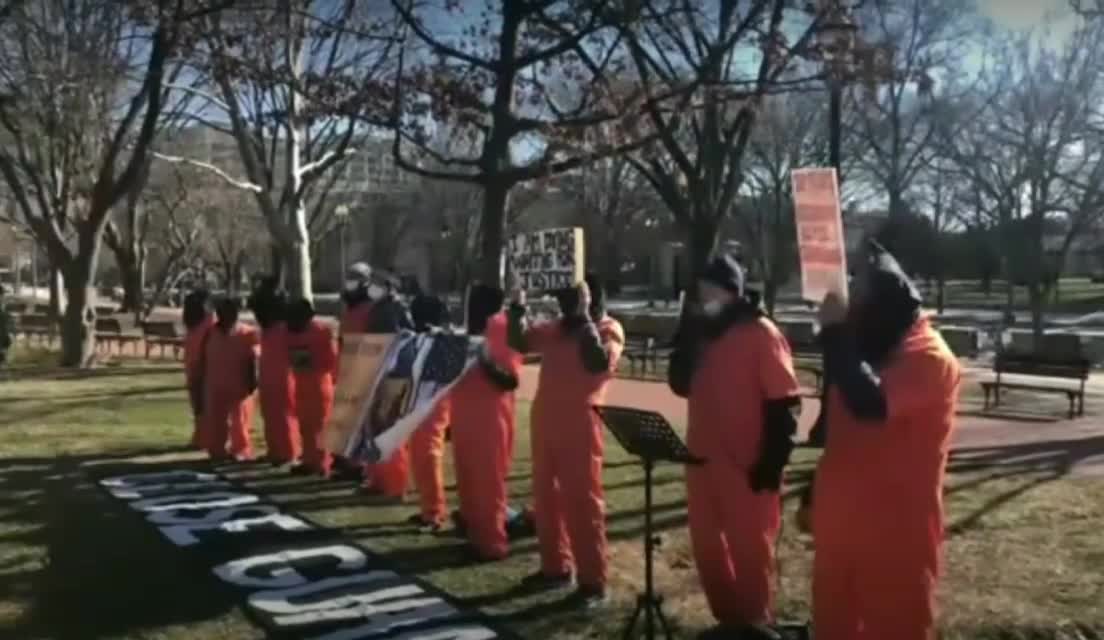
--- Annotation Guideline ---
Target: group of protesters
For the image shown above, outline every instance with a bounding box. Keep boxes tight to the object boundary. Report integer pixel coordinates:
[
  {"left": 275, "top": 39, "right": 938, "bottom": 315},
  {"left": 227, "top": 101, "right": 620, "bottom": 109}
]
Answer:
[{"left": 180, "top": 239, "right": 961, "bottom": 640}]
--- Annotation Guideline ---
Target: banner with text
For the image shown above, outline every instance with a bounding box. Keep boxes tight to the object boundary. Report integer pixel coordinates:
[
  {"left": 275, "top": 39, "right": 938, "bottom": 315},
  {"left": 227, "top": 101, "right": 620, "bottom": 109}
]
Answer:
[
  {"left": 97, "top": 467, "right": 510, "bottom": 639},
  {"left": 324, "top": 334, "right": 396, "bottom": 455},
  {"left": 792, "top": 167, "right": 848, "bottom": 303},
  {"left": 507, "top": 227, "right": 585, "bottom": 292}
]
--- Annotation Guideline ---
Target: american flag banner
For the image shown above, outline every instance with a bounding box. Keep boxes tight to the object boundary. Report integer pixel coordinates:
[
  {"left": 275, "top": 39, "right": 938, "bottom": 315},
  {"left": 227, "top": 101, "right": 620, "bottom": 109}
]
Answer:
[{"left": 344, "top": 330, "right": 485, "bottom": 464}]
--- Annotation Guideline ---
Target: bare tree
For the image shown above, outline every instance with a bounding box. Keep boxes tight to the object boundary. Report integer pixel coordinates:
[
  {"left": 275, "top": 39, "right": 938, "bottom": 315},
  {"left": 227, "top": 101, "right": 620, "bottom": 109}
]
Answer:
[
  {"left": 0, "top": 0, "right": 231, "bottom": 367},
  {"left": 154, "top": 1, "right": 400, "bottom": 302},
  {"left": 388, "top": 0, "right": 650, "bottom": 287}
]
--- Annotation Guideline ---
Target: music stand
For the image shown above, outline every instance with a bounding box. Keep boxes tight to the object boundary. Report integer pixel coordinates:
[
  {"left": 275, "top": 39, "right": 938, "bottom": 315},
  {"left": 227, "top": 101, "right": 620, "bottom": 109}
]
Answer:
[{"left": 593, "top": 405, "right": 704, "bottom": 640}]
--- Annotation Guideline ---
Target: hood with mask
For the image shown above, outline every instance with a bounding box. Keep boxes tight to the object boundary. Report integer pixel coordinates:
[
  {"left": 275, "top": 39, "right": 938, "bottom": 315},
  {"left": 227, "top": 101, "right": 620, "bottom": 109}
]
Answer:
[
  {"left": 695, "top": 253, "right": 762, "bottom": 338},
  {"left": 285, "top": 298, "right": 315, "bottom": 334},
  {"left": 214, "top": 297, "right": 240, "bottom": 332},
  {"left": 342, "top": 262, "right": 372, "bottom": 306},
  {"left": 554, "top": 281, "right": 591, "bottom": 332},
  {"left": 584, "top": 272, "right": 606, "bottom": 322},
  {"left": 250, "top": 286, "right": 287, "bottom": 330},
  {"left": 182, "top": 290, "right": 211, "bottom": 330},
  {"left": 411, "top": 294, "right": 449, "bottom": 333},
  {"left": 466, "top": 284, "right": 504, "bottom": 336},
  {"left": 848, "top": 239, "right": 923, "bottom": 368}
]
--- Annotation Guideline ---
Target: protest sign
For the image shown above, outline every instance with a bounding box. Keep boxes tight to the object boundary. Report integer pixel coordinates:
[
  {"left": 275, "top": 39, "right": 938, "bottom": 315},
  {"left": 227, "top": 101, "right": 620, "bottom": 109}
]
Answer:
[
  {"left": 324, "top": 334, "right": 395, "bottom": 454},
  {"left": 791, "top": 167, "right": 848, "bottom": 303},
  {"left": 507, "top": 227, "right": 584, "bottom": 291}
]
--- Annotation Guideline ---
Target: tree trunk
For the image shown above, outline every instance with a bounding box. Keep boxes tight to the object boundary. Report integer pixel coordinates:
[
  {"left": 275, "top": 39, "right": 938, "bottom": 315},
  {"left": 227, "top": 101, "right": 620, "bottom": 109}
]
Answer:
[
  {"left": 687, "top": 216, "right": 719, "bottom": 280},
  {"left": 48, "top": 265, "right": 65, "bottom": 319},
  {"left": 763, "top": 278, "right": 778, "bottom": 316},
  {"left": 59, "top": 257, "right": 97, "bottom": 368},
  {"left": 936, "top": 272, "right": 946, "bottom": 316},
  {"left": 283, "top": 203, "right": 314, "bottom": 302},
  {"left": 1028, "top": 282, "right": 1046, "bottom": 344},
  {"left": 478, "top": 181, "right": 511, "bottom": 288},
  {"left": 116, "top": 247, "right": 145, "bottom": 315}
]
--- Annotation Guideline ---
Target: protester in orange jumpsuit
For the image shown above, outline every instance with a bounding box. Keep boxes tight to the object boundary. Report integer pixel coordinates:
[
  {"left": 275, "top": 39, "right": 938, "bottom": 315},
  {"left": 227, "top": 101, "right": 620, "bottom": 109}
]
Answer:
[
  {"left": 405, "top": 293, "right": 454, "bottom": 530},
  {"left": 182, "top": 290, "right": 214, "bottom": 450},
  {"left": 507, "top": 275, "right": 624, "bottom": 608},
  {"left": 249, "top": 280, "right": 300, "bottom": 467},
  {"left": 809, "top": 241, "right": 961, "bottom": 640},
  {"left": 331, "top": 262, "right": 376, "bottom": 482},
  {"left": 667, "top": 254, "right": 801, "bottom": 639},
  {"left": 203, "top": 298, "right": 259, "bottom": 461},
  {"left": 284, "top": 298, "right": 339, "bottom": 477},
  {"left": 356, "top": 269, "right": 414, "bottom": 501},
  {"left": 450, "top": 284, "right": 522, "bottom": 559}
]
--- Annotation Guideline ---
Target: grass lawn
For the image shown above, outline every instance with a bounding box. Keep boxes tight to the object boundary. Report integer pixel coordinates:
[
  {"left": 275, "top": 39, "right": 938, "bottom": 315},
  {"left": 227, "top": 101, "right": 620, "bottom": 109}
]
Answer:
[
  {"left": 920, "top": 278, "right": 1104, "bottom": 314},
  {"left": 1, "top": 350, "right": 1103, "bottom": 639}
]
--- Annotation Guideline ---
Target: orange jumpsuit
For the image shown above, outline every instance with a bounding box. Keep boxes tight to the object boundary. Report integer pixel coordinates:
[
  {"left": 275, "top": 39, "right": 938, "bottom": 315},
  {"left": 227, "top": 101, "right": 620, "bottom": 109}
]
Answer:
[
  {"left": 812, "top": 317, "right": 961, "bottom": 640},
  {"left": 527, "top": 316, "right": 624, "bottom": 590},
  {"left": 684, "top": 318, "right": 800, "bottom": 626},
  {"left": 203, "top": 324, "right": 259, "bottom": 460},
  {"left": 409, "top": 396, "right": 451, "bottom": 526},
  {"left": 451, "top": 312, "right": 523, "bottom": 559},
  {"left": 260, "top": 323, "right": 300, "bottom": 464},
  {"left": 183, "top": 315, "right": 214, "bottom": 449},
  {"left": 287, "top": 319, "right": 338, "bottom": 476}
]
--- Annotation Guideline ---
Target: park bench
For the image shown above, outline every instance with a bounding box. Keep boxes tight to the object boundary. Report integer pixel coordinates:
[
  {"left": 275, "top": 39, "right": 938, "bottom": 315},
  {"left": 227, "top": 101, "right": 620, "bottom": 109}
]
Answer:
[
  {"left": 15, "top": 314, "right": 56, "bottom": 344},
  {"left": 619, "top": 314, "right": 675, "bottom": 378},
  {"left": 981, "top": 351, "right": 1091, "bottom": 419},
  {"left": 142, "top": 321, "right": 184, "bottom": 359},
  {"left": 95, "top": 317, "right": 142, "bottom": 355}
]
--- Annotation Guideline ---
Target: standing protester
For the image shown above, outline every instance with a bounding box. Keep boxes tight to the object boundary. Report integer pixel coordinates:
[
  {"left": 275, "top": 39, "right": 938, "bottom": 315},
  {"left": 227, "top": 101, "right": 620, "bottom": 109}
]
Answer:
[
  {"left": 358, "top": 268, "right": 415, "bottom": 501},
  {"left": 249, "top": 280, "right": 300, "bottom": 467},
  {"left": 284, "top": 298, "right": 339, "bottom": 477},
  {"left": 182, "top": 290, "right": 215, "bottom": 450},
  {"left": 0, "top": 286, "right": 12, "bottom": 367},
  {"left": 332, "top": 262, "right": 376, "bottom": 481},
  {"left": 810, "top": 241, "right": 961, "bottom": 640},
  {"left": 450, "top": 284, "right": 522, "bottom": 560},
  {"left": 507, "top": 275, "right": 624, "bottom": 608},
  {"left": 406, "top": 293, "right": 453, "bottom": 530},
  {"left": 202, "top": 297, "right": 259, "bottom": 461},
  {"left": 667, "top": 254, "right": 802, "bottom": 638}
]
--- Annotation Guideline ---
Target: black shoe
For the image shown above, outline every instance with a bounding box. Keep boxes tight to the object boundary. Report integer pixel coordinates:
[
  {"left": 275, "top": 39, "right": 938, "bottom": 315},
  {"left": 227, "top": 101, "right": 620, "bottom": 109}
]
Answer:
[
  {"left": 519, "top": 571, "right": 573, "bottom": 592},
  {"left": 331, "top": 466, "right": 362, "bottom": 482},
  {"left": 406, "top": 513, "right": 443, "bottom": 533},
  {"left": 289, "top": 464, "right": 315, "bottom": 476},
  {"left": 570, "top": 585, "right": 608, "bottom": 610}
]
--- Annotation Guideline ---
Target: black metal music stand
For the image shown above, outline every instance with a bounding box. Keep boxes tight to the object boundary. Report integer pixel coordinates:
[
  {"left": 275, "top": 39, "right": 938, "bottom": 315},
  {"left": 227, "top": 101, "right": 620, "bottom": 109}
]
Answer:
[{"left": 593, "top": 405, "right": 704, "bottom": 640}]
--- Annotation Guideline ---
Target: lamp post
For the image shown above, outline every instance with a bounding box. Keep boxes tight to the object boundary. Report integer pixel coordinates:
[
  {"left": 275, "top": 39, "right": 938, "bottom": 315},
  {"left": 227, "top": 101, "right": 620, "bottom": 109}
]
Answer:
[
  {"left": 335, "top": 204, "right": 350, "bottom": 276},
  {"left": 816, "top": 1, "right": 858, "bottom": 180}
]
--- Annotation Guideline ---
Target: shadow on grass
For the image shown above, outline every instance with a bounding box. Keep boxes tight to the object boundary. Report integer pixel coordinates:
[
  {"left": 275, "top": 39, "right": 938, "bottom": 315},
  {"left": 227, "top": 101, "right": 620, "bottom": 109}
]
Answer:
[
  {"left": 944, "top": 435, "right": 1104, "bottom": 537},
  {"left": 0, "top": 449, "right": 241, "bottom": 640},
  {"left": 2, "top": 364, "right": 178, "bottom": 383}
]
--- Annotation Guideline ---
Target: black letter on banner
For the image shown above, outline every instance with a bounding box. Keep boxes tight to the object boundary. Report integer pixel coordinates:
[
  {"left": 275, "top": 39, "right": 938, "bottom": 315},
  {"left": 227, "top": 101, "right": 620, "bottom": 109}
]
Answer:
[
  {"left": 108, "top": 480, "right": 233, "bottom": 501},
  {"left": 131, "top": 491, "right": 259, "bottom": 513},
  {"left": 306, "top": 601, "right": 461, "bottom": 640},
  {"left": 213, "top": 544, "right": 367, "bottom": 590},
  {"left": 101, "top": 471, "right": 217, "bottom": 490},
  {"left": 250, "top": 575, "right": 430, "bottom": 627},
  {"left": 158, "top": 509, "right": 313, "bottom": 548}
]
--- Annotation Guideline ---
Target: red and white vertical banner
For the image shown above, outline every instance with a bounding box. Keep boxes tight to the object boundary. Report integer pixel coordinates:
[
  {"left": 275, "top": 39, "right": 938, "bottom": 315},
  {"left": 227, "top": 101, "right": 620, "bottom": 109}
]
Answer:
[{"left": 791, "top": 167, "right": 848, "bottom": 304}]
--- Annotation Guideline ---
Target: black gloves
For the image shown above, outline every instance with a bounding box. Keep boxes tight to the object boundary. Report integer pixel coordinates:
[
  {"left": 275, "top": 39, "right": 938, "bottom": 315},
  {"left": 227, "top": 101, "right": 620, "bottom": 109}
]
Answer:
[
  {"left": 821, "top": 325, "right": 888, "bottom": 422},
  {"left": 577, "top": 321, "right": 610, "bottom": 373},
  {"left": 479, "top": 350, "right": 519, "bottom": 391},
  {"left": 748, "top": 397, "right": 800, "bottom": 493}
]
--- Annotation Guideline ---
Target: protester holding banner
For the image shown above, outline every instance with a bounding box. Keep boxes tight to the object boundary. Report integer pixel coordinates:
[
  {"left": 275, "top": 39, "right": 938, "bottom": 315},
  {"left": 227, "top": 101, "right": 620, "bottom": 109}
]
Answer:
[
  {"left": 182, "top": 290, "right": 214, "bottom": 450},
  {"left": 249, "top": 280, "right": 301, "bottom": 467},
  {"left": 202, "top": 298, "right": 259, "bottom": 461},
  {"left": 666, "top": 253, "right": 802, "bottom": 637},
  {"left": 449, "top": 284, "right": 522, "bottom": 559},
  {"left": 332, "top": 262, "right": 377, "bottom": 481},
  {"left": 406, "top": 293, "right": 453, "bottom": 530},
  {"left": 809, "top": 241, "right": 961, "bottom": 640},
  {"left": 507, "top": 275, "right": 624, "bottom": 608},
  {"left": 284, "top": 298, "right": 339, "bottom": 477}
]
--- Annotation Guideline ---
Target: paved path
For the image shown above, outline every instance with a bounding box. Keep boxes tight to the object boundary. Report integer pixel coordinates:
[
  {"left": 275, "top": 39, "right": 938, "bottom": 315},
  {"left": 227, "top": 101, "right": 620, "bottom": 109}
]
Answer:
[{"left": 516, "top": 365, "right": 1104, "bottom": 477}]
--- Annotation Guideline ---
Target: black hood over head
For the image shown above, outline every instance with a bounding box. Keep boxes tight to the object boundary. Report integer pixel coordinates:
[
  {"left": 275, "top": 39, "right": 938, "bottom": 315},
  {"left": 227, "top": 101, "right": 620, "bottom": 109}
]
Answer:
[
  {"left": 285, "top": 298, "right": 314, "bottom": 333},
  {"left": 696, "top": 253, "right": 761, "bottom": 338},
  {"left": 182, "top": 290, "right": 211, "bottom": 329},
  {"left": 584, "top": 272, "right": 606, "bottom": 320},
  {"left": 411, "top": 294, "right": 449, "bottom": 332},
  {"left": 850, "top": 240, "right": 922, "bottom": 366},
  {"left": 466, "top": 284, "right": 504, "bottom": 336}
]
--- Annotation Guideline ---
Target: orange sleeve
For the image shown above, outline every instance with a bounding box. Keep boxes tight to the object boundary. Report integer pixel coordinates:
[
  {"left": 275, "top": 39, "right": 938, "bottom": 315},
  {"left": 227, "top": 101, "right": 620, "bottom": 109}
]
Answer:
[
  {"left": 758, "top": 324, "right": 801, "bottom": 400},
  {"left": 317, "top": 326, "right": 338, "bottom": 375},
  {"left": 882, "top": 349, "right": 960, "bottom": 423},
  {"left": 600, "top": 319, "right": 626, "bottom": 373}
]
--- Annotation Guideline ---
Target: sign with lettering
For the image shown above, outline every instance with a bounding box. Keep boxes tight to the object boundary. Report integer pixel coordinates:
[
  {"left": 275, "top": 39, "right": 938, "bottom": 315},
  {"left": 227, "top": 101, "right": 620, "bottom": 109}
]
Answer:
[
  {"left": 97, "top": 468, "right": 508, "bottom": 639},
  {"left": 791, "top": 168, "right": 848, "bottom": 303},
  {"left": 507, "top": 227, "right": 584, "bottom": 292}
]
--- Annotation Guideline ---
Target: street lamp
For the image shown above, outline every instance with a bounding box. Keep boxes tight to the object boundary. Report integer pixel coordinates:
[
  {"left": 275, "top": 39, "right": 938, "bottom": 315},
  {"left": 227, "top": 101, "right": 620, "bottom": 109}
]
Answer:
[
  {"left": 335, "top": 204, "right": 350, "bottom": 275},
  {"left": 816, "top": 1, "right": 858, "bottom": 179}
]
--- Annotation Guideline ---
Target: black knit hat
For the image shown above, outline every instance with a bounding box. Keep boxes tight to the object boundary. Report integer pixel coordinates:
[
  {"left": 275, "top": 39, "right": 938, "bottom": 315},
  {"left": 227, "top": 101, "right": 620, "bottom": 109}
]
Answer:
[{"left": 698, "top": 253, "right": 745, "bottom": 296}]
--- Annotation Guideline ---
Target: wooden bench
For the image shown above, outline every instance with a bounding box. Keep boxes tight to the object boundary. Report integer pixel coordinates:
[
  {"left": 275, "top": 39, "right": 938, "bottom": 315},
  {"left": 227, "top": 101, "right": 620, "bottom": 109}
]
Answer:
[
  {"left": 142, "top": 321, "right": 184, "bottom": 359},
  {"left": 15, "top": 314, "right": 56, "bottom": 344},
  {"left": 95, "top": 317, "right": 142, "bottom": 355},
  {"left": 981, "top": 352, "right": 1090, "bottom": 419}
]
